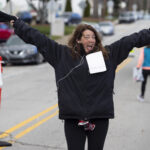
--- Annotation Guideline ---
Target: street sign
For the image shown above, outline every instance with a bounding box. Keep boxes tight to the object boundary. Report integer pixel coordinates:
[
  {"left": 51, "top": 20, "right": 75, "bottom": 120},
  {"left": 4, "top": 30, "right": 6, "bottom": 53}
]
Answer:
[
  {"left": 107, "top": 0, "right": 114, "bottom": 14},
  {"left": 78, "top": 1, "right": 86, "bottom": 9},
  {"left": 119, "top": 1, "right": 127, "bottom": 9},
  {"left": 48, "top": 0, "right": 57, "bottom": 13},
  {"left": 132, "top": 4, "right": 137, "bottom": 11},
  {"left": 47, "top": 0, "right": 57, "bottom": 23},
  {"left": 107, "top": 0, "right": 114, "bottom": 8}
]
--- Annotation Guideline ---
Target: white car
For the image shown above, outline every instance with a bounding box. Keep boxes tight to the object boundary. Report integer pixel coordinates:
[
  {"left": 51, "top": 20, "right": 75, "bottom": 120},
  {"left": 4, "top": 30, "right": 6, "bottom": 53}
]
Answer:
[{"left": 98, "top": 21, "right": 115, "bottom": 35}]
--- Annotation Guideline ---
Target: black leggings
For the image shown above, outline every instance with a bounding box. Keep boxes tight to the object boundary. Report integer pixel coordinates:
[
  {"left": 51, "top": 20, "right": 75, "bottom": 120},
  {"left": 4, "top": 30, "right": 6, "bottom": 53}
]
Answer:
[
  {"left": 141, "top": 70, "right": 150, "bottom": 97},
  {"left": 64, "top": 119, "right": 109, "bottom": 150}
]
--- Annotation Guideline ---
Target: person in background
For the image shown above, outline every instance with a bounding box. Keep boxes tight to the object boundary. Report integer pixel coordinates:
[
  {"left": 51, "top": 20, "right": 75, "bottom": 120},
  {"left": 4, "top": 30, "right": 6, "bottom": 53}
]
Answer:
[
  {"left": 137, "top": 45, "right": 150, "bottom": 102},
  {"left": 1, "top": 11, "right": 150, "bottom": 150}
]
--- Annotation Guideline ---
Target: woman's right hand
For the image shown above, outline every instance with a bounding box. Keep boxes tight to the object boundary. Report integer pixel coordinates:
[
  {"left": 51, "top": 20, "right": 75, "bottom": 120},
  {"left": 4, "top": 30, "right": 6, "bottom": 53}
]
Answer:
[
  {"left": 10, "top": 16, "right": 18, "bottom": 26},
  {"left": 10, "top": 20, "right": 15, "bottom": 26}
]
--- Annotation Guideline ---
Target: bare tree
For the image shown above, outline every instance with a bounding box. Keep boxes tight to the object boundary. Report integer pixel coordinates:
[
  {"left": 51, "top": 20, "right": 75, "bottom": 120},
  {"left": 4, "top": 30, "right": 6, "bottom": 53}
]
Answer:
[
  {"left": 136, "top": 0, "right": 144, "bottom": 10},
  {"left": 102, "top": 0, "right": 107, "bottom": 18},
  {"left": 26, "top": 0, "right": 49, "bottom": 24},
  {"left": 93, "top": 0, "right": 99, "bottom": 18}
]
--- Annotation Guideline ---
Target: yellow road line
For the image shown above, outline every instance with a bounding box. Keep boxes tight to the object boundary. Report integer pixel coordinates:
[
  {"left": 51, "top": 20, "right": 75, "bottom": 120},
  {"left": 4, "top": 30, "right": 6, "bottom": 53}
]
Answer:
[
  {"left": 0, "top": 110, "right": 58, "bottom": 150},
  {"left": 116, "top": 58, "right": 132, "bottom": 73},
  {"left": 0, "top": 104, "right": 58, "bottom": 138},
  {"left": 14, "top": 110, "right": 59, "bottom": 140}
]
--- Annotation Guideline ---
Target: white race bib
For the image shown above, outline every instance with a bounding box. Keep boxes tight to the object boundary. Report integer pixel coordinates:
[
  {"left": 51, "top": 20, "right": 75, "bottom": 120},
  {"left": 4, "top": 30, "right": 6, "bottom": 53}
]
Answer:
[{"left": 86, "top": 51, "right": 107, "bottom": 74}]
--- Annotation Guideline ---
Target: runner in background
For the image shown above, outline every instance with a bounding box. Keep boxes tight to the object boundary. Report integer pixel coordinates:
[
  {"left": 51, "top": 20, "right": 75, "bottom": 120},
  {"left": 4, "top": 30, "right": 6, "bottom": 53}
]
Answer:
[{"left": 137, "top": 46, "right": 150, "bottom": 102}]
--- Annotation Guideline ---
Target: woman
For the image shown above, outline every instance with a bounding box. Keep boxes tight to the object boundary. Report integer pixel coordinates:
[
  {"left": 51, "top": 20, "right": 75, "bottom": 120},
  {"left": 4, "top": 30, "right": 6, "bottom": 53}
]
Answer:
[
  {"left": 137, "top": 45, "right": 150, "bottom": 102},
  {"left": 1, "top": 11, "right": 150, "bottom": 150}
]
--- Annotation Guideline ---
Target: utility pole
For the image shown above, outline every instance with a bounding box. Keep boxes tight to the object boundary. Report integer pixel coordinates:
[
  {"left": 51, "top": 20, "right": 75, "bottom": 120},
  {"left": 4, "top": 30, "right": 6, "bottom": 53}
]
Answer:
[
  {"left": 127, "top": 0, "right": 132, "bottom": 10},
  {"left": 146, "top": 0, "right": 150, "bottom": 11},
  {"left": 136, "top": 0, "right": 143, "bottom": 10},
  {"left": 101, "top": 0, "right": 107, "bottom": 18},
  {"left": 143, "top": 0, "right": 147, "bottom": 11},
  {"left": 93, "top": 0, "right": 99, "bottom": 18}
]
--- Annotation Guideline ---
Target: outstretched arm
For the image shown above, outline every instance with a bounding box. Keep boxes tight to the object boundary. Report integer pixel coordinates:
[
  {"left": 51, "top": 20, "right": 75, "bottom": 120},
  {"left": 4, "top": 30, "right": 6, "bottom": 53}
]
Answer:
[
  {"left": 0, "top": 11, "right": 65, "bottom": 68},
  {"left": 0, "top": 11, "right": 17, "bottom": 22},
  {"left": 106, "top": 29, "right": 150, "bottom": 66}
]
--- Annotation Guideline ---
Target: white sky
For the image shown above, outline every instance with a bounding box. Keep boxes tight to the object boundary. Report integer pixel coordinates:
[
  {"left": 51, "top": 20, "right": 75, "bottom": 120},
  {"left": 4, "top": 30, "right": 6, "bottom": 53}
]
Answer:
[
  {"left": 0, "top": 0, "right": 84, "bottom": 16},
  {"left": 0, "top": 0, "right": 29, "bottom": 9},
  {"left": 0, "top": 0, "right": 27, "bottom": 5},
  {"left": 0, "top": 0, "right": 39, "bottom": 14}
]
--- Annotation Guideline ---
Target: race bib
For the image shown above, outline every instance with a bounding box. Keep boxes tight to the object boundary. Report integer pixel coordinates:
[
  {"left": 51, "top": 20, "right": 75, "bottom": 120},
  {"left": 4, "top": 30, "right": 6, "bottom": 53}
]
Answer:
[{"left": 86, "top": 51, "right": 107, "bottom": 74}]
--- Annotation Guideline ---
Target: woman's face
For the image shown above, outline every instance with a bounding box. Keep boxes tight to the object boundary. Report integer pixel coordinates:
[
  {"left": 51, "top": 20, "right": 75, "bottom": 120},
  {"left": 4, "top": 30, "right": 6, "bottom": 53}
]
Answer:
[{"left": 77, "top": 29, "right": 96, "bottom": 54}]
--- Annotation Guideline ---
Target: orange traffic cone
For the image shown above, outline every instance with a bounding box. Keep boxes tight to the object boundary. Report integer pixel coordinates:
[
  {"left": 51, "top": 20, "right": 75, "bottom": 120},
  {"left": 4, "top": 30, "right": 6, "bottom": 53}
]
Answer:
[
  {"left": 0, "top": 57, "right": 12, "bottom": 146},
  {"left": 0, "top": 56, "right": 3, "bottom": 107}
]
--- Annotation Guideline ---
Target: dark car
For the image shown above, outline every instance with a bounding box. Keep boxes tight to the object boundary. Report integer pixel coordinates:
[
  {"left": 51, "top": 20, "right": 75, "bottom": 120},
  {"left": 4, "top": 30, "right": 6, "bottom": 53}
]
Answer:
[
  {"left": 58, "top": 12, "right": 82, "bottom": 25},
  {"left": 17, "top": 11, "right": 32, "bottom": 24},
  {"left": 0, "top": 23, "right": 14, "bottom": 43},
  {"left": 0, "top": 35, "right": 44, "bottom": 65}
]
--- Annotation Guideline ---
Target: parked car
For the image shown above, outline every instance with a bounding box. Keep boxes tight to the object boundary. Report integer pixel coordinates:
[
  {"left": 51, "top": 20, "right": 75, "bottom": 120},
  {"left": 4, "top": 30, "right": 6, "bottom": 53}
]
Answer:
[
  {"left": 0, "top": 35, "right": 44, "bottom": 65},
  {"left": 58, "top": 12, "right": 82, "bottom": 25},
  {"left": 143, "top": 12, "right": 150, "bottom": 20},
  {"left": 119, "top": 11, "right": 135, "bottom": 23},
  {"left": 137, "top": 11, "right": 144, "bottom": 20},
  {"left": 0, "top": 23, "right": 14, "bottom": 43},
  {"left": 16, "top": 11, "right": 32, "bottom": 24},
  {"left": 98, "top": 21, "right": 115, "bottom": 35},
  {"left": 132, "top": 11, "right": 138, "bottom": 21}
]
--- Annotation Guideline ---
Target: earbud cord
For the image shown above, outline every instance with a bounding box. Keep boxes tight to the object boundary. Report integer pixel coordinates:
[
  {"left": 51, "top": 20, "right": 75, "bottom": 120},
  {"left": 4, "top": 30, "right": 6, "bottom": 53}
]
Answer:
[{"left": 56, "top": 56, "right": 84, "bottom": 90}]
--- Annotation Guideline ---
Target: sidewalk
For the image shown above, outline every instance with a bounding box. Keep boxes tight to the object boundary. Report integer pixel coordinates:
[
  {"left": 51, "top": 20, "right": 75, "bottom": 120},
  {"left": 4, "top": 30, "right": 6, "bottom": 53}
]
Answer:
[{"left": 56, "top": 35, "right": 71, "bottom": 45}]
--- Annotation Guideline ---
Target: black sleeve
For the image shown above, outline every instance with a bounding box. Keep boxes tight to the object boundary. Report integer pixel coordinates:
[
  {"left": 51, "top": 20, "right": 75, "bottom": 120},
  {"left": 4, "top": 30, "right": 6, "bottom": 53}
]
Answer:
[
  {"left": 0, "top": 11, "right": 17, "bottom": 22},
  {"left": 106, "top": 29, "right": 150, "bottom": 66},
  {"left": 13, "top": 19, "right": 66, "bottom": 68}
]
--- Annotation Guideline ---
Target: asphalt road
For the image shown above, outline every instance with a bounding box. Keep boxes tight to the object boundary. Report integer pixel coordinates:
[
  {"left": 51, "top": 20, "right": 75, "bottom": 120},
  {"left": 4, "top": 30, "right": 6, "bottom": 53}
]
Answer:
[{"left": 0, "top": 20, "right": 150, "bottom": 150}]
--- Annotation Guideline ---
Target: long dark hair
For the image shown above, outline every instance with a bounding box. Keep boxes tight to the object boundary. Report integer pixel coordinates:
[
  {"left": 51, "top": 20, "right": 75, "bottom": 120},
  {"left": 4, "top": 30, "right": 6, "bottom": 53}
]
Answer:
[{"left": 68, "top": 24, "right": 108, "bottom": 59}]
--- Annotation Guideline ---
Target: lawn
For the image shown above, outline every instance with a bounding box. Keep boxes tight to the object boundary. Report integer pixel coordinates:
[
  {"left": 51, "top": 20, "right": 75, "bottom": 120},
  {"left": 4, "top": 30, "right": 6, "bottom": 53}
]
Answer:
[{"left": 31, "top": 24, "right": 75, "bottom": 40}]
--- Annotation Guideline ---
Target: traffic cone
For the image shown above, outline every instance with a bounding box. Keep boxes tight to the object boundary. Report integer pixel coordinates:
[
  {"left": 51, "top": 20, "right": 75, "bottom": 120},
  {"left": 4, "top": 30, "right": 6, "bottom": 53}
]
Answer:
[
  {"left": 0, "top": 56, "right": 3, "bottom": 107},
  {"left": 0, "top": 57, "right": 12, "bottom": 146}
]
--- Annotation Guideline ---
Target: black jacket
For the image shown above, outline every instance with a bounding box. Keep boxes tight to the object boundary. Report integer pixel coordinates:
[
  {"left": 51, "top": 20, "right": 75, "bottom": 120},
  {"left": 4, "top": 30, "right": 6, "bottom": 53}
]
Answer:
[{"left": 14, "top": 19, "right": 150, "bottom": 120}]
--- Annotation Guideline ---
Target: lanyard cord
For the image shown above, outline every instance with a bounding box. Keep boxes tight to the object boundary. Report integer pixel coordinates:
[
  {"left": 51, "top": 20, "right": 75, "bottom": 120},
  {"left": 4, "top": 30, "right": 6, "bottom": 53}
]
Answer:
[{"left": 56, "top": 56, "right": 84, "bottom": 90}]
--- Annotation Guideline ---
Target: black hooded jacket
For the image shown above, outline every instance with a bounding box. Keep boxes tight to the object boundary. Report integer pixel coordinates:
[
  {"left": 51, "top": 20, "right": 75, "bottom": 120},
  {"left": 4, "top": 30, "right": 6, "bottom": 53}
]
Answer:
[{"left": 13, "top": 19, "right": 150, "bottom": 120}]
